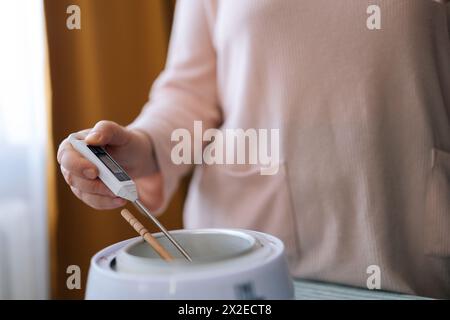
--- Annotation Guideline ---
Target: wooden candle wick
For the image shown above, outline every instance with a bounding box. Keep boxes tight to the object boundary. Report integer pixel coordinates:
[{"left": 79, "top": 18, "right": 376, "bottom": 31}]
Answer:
[{"left": 121, "top": 209, "right": 173, "bottom": 262}]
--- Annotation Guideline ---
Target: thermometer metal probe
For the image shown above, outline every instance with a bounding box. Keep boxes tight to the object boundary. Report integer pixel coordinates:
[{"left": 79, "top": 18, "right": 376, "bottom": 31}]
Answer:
[
  {"left": 133, "top": 199, "right": 192, "bottom": 261},
  {"left": 69, "top": 134, "right": 192, "bottom": 262}
]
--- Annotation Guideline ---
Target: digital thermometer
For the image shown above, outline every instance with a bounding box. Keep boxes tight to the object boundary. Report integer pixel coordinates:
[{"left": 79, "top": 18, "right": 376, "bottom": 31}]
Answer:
[
  {"left": 69, "top": 134, "right": 192, "bottom": 261},
  {"left": 69, "top": 134, "right": 137, "bottom": 201}
]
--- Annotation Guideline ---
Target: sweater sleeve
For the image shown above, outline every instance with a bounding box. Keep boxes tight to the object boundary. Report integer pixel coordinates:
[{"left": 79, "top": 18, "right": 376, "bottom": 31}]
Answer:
[{"left": 128, "top": 0, "right": 221, "bottom": 211}]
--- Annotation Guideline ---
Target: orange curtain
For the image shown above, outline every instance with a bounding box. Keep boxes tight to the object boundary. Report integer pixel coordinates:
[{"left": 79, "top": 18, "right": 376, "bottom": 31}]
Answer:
[{"left": 44, "top": 0, "right": 184, "bottom": 299}]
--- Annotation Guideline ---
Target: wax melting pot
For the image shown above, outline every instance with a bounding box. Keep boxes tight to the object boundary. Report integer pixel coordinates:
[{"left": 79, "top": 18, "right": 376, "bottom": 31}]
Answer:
[{"left": 86, "top": 229, "right": 294, "bottom": 299}]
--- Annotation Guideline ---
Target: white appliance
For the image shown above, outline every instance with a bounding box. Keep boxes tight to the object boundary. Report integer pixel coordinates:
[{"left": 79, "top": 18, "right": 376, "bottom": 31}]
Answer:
[{"left": 86, "top": 229, "right": 294, "bottom": 299}]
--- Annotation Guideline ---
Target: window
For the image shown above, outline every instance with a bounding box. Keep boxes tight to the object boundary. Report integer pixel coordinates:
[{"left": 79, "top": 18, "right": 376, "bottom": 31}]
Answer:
[{"left": 0, "top": 0, "right": 48, "bottom": 299}]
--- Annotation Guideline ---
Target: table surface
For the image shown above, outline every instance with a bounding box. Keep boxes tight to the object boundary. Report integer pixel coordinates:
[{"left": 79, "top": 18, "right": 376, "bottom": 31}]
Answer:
[{"left": 293, "top": 280, "right": 431, "bottom": 300}]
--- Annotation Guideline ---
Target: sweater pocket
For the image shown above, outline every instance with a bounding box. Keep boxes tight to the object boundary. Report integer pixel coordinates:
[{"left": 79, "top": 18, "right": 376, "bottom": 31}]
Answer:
[
  {"left": 424, "top": 148, "right": 450, "bottom": 256},
  {"left": 191, "top": 162, "right": 300, "bottom": 265}
]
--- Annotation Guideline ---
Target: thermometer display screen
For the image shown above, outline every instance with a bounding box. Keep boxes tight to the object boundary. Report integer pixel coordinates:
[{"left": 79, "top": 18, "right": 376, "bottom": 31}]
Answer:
[{"left": 88, "top": 146, "right": 131, "bottom": 181}]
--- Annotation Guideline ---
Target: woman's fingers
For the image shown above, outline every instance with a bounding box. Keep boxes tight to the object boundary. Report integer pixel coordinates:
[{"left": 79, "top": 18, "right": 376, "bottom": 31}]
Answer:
[
  {"left": 85, "top": 120, "right": 130, "bottom": 146},
  {"left": 57, "top": 129, "right": 90, "bottom": 164},
  {"left": 59, "top": 149, "right": 98, "bottom": 180},
  {"left": 61, "top": 167, "right": 114, "bottom": 197},
  {"left": 70, "top": 186, "right": 127, "bottom": 210},
  {"left": 57, "top": 125, "right": 137, "bottom": 210}
]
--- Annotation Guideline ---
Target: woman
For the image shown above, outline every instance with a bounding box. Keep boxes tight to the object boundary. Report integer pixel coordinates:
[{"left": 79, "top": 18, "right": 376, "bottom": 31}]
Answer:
[{"left": 57, "top": 0, "right": 450, "bottom": 298}]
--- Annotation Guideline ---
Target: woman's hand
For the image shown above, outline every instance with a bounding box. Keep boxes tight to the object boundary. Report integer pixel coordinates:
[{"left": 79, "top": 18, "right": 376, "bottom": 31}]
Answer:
[{"left": 57, "top": 120, "right": 158, "bottom": 210}]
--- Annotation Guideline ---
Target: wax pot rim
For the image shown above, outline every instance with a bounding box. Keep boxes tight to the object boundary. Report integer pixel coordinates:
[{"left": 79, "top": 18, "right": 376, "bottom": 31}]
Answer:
[
  {"left": 88, "top": 229, "right": 286, "bottom": 284},
  {"left": 117, "top": 228, "right": 259, "bottom": 269}
]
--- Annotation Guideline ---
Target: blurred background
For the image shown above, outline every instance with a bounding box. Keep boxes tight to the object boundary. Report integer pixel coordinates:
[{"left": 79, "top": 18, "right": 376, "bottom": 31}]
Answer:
[{"left": 0, "top": 0, "right": 188, "bottom": 299}]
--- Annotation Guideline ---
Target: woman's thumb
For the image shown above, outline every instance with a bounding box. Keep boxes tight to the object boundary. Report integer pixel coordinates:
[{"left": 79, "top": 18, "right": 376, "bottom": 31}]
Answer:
[{"left": 85, "top": 120, "right": 130, "bottom": 146}]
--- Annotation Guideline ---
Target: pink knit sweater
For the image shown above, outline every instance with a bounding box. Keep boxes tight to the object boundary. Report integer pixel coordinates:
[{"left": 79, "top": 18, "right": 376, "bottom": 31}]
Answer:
[{"left": 131, "top": 0, "right": 450, "bottom": 298}]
